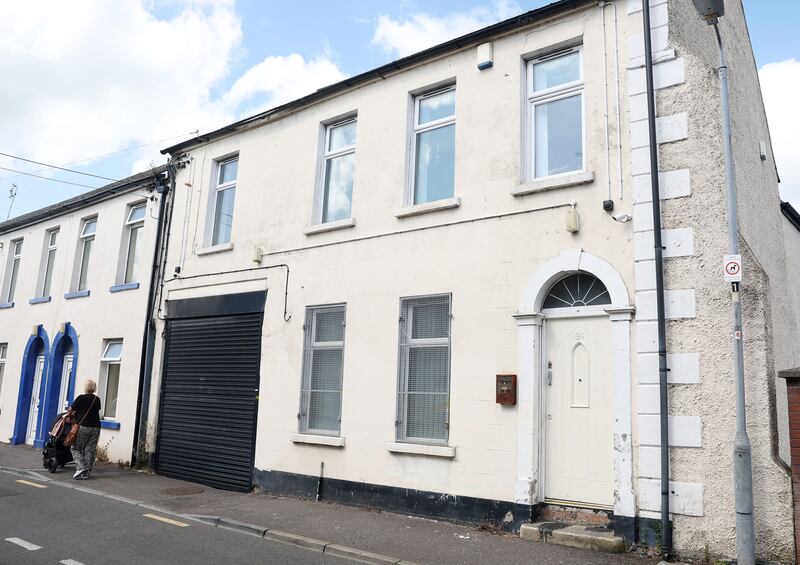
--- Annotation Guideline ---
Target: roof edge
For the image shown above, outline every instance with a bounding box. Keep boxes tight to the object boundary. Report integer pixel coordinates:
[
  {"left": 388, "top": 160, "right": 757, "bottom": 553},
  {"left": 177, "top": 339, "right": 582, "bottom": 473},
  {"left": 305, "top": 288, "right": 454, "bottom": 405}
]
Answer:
[
  {"left": 781, "top": 201, "right": 800, "bottom": 232},
  {"left": 162, "top": 0, "right": 591, "bottom": 156},
  {"left": 0, "top": 165, "right": 167, "bottom": 236}
]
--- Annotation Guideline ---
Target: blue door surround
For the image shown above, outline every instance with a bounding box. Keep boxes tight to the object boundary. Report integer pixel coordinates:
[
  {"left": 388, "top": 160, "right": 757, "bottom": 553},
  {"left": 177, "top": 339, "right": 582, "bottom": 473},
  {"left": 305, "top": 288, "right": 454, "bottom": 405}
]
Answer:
[
  {"left": 11, "top": 325, "right": 50, "bottom": 446},
  {"left": 40, "top": 323, "right": 79, "bottom": 447}
]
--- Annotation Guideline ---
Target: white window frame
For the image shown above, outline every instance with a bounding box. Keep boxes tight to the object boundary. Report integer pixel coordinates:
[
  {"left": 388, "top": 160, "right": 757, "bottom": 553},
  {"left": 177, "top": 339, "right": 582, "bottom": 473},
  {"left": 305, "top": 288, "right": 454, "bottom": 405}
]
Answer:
[
  {"left": 3, "top": 239, "right": 23, "bottom": 303},
  {"left": 298, "top": 304, "right": 346, "bottom": 436},
  {"left": 39, "top": 228, "right": 59, "bottom": 298},
  {"left": 526, "top": 46, "right": 585, "bottom": 181},
  {"left": 99, "top": 340, "right": 122, "bottom": 420},
  {"left": 75, "top": 216, "right": 97, "bottom": 291},
  {"left": 122, "top": 204, "right": 145, "bottom": 284},
  {"left": 408, "top": 85, "right": 456, "bottom": 206},
  {"left": 395, "top": 294, "right": 452, "bottom": 446},
  {"left": 210, "top": 156, "right": 238, "bottom": 246},
  {"left": 315, "top": 118, "right": 357, "bottom": 224},
  {"left": 0, "top": 342, "right": 7, "bottom": 399}
]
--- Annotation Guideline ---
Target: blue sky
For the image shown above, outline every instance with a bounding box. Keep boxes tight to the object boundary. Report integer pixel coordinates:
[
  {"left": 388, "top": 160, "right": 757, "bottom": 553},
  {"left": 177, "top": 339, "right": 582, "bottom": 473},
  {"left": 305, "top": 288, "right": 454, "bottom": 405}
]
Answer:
[{"left": 0, "top": 0, "right": 797, "bottom": 220}]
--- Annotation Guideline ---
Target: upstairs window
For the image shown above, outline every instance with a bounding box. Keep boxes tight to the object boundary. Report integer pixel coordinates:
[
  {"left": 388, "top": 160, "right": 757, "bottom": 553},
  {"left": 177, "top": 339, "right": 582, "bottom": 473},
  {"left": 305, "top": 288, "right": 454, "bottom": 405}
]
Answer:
[
  {"left": 76, "top": 217, "right": 97, "bottom": 291},
  {"left": 3, "top": 239, "right": 23, "bottom": 303},
  {"left": 40, "top": 229, "right": 59, "bottom": 297},
  {"left": 319, "top": 119, "right": 357, "bottom": 223},
  {"left": 528, "top": 48, "right": 584, "bottom": 179},
  {"left": 0, "top": 343, "right": 6, "bottom": 399},
  {"left": 411, "top": 86, "right": 456, "bottom": 205},
  {"left": 123, "top": 204, "right": 145, "bottom": 284},
  {"left": 212, "top": 157, "right": 237, "bottom": 246}
]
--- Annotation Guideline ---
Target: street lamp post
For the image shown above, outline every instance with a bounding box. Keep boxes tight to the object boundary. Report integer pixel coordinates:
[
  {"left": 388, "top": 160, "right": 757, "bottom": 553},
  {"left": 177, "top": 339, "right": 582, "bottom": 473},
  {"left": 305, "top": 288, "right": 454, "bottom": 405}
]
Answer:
[{"left": 690, "top": 2, "right": 755, "bottom": 564}]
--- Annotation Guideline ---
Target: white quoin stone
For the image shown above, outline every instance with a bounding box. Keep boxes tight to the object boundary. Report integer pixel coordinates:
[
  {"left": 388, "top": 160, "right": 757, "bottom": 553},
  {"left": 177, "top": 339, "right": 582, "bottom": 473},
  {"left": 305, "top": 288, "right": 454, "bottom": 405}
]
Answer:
[
  {"left": 637, "top": 352, "right": 701, "bottom": 384},
  {"left": 630, "top": 113, "right": 688, "bottom": 149},
  {"left": 638, "top": 415, "right": 702, "bottom": 448},
  {"left": 638, "top": 445, "right": 666, "bottom": 479},
  {"left": 628, "top": 27, "right": 670, "bottom": 63},
  {"left": 632, "top": 169, "right": 691, "bottom": 203},
  {"left": 635, "top": 289, "right": 697, "bottom": 320},
  {"left": 633, "top": 228, "right": 695, "bottom": 260},
  {"left": 627, "top": 0, "right": 668, "bottom": 15},
  {"left": 634, "top": 260, "right": 657, "bottom": 291},
  {"left": 639, "top": 478, "right": 704, "bottom": 517},
  {"left": 629, "top": 58, "right": 686, "bottom": 95},
  {"left": 638, "top": 384, "right": 661, "bottom": 414}
]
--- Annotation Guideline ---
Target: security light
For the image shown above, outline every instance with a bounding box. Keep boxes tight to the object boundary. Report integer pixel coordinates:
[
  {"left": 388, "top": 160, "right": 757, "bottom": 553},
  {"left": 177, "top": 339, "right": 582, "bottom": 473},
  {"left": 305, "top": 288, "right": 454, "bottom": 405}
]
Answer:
[{"left": 691, "top": 0, "right": 724, "bottom": 23}]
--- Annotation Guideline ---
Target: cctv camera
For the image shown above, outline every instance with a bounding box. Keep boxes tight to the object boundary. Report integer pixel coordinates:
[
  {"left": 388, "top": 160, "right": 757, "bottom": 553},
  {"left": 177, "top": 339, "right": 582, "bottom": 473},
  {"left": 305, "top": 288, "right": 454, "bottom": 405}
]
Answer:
[{"left": 612, "top": 213, "right": 633, "bottom": 223}]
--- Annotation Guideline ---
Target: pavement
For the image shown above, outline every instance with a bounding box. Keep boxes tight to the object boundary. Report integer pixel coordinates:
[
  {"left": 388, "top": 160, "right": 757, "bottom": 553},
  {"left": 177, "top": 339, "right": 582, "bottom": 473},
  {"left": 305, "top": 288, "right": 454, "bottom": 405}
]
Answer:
[{"left": 0, "top": 442, "right": 658, "bottom": 565}]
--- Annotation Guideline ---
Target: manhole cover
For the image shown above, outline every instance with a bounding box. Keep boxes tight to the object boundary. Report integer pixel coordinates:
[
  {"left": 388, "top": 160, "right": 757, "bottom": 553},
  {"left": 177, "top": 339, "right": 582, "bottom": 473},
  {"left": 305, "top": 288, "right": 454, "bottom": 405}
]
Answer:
[{"left": 159, "top": 486, "right": 205, "bottom": 496}]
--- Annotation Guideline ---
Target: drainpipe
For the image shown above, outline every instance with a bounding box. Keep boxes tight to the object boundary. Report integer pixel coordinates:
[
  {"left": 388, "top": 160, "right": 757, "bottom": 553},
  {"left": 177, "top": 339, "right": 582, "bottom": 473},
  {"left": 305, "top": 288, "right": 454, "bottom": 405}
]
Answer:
[
  {"left": 131, "top": 165, "right": 172, "bottom": 466},
  {"left": 641, "top": 0, "right": 671, "bottom": 556}
]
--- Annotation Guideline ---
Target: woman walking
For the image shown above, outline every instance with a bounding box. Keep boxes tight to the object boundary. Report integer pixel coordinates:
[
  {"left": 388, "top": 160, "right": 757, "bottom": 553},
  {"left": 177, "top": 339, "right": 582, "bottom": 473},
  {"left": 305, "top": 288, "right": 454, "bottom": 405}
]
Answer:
[{"left": 69, "top": 380, "right": 102, "bottom": 480}]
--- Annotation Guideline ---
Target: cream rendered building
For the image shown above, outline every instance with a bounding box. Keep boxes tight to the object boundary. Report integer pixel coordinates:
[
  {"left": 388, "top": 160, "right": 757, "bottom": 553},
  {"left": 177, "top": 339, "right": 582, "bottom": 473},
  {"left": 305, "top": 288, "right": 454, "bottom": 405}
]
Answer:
[
  {"left": 138, "top": 0, "right": 795, "bottom": 562},
  {"left": 0, "top": 168, "right": 166, "bottom": 465}
]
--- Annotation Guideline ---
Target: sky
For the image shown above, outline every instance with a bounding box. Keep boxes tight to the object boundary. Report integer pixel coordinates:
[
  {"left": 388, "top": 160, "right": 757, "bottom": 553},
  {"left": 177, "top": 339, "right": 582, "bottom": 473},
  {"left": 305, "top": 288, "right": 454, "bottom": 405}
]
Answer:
[{"left": 0, "top": 0, "right": 797, "bottom": 220}]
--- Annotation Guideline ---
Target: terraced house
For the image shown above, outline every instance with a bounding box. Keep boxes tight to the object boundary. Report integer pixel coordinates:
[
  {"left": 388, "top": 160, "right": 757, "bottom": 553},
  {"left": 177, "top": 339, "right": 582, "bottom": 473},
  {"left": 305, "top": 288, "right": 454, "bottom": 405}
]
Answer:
[
  {"left": 1, "top": 0, "right": 799, "bottom": 562},
  {"left": 0, "top": 168, "right": 167, "bottom": 464}
]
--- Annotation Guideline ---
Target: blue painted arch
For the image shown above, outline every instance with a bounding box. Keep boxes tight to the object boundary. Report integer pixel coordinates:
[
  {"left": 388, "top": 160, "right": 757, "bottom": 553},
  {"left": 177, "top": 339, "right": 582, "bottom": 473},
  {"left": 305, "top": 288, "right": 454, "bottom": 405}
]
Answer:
[
  {"left": 40, "top": 323, "right": 79, "bottom": 448},
  {"left": 11, "top": 325, "right": 50, "bottom": 446}
]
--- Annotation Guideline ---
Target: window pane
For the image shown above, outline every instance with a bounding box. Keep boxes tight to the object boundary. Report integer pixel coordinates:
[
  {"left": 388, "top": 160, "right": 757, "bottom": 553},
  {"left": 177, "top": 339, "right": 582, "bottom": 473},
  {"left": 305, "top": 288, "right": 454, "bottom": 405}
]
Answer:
[
  {"left": 78, "top": 238, "right": 93, "bottom": 291},
  {"left": 49, "top": 230, "right": 58, "bottom": 247},
  {"left": 314, "top": 309, "right": 345, "bottom": 343},
  {"left": 13, "top": 240, "right": 22, "bottom": 255},
  {"left": 414, "top": 124, "right": 455, "bottom": 204},
  {"left": 43, "top": 248, "right": 56, "bottom": 296},
  {"left": 322, "top": 153, "right": 354, "bottom": 222},
  {"left": 0, "top": 343, "right": 6, "bottom": 359},
  {"left": 81, "top": 219, "right": 97, "bottom": 237},
  {"left": 411, "top": 301, "right": 449, "bottom": 339},
  {"left": 212, "top": 187, "right": 235, "bottom": 245},
  {"left": 408, "top": 346, "right": 449, "bottom": 393},
  {"left": 105, "top": 364, "right": 120, "bottom": 418},
  {"left": 308, "top": 390, "right": 341, "bottom": 431},
  {"left": 532, "top": 51, "right": 580, "bottom": 92},
  {"left": 127, "top": 205, "right": 146, "bottom": 224},
  {"left": 534, "top": 94, "right": 582, "bottom": 177},
  {"left": 418, "top": 89, "right": 455, "bottom": 124},
  {"left": 310, "top": 350, "right": 343, "bottom": 390},
  {"left": 124, "top": 225, "right": 142, "bottom": 284},
  {"left": 7, "top": 259, "right": 19, "bottom": 302},
  {"left": 219, "top": 159, "right": 238, "bottom": 185},
  {"left": 102, "top": 341, "right": 123, "bottom": 361},
  {"left": 328, "top": 121, "right": 357, "bottom": 152},
  {"left": 405, "top": 393, "right": 448, "bottom": 440}
]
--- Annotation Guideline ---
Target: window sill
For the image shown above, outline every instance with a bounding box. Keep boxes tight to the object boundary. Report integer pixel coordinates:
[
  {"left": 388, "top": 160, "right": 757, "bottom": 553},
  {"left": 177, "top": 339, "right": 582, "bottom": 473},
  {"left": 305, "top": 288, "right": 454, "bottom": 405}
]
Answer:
[
  {"left": 0, "top": 302, "right": 13, "bottom": 309},
  {"left": 29, "top": 296, "right": 51, "bottom": 305},
  {"left": 387, "top": 442, "right": 456, "bottom": 458},
  {"left": 291, "top": 433, "right": 345, "bottom": 447},
  {"left": 100, "top": 420, "right": 120, "bottom": 430},
  {"left": 395, "top": 197, "right": 461, "bottom": 218},
  {"left": 196, "top": 242, "right": 234, "bottom": 256},
  {"left": 303, "top": 217, "right": 356, "bottom": 236},
  {"left": 110, "top": 282, "right": 139, "bottom": 293},
  {"left": 65, "top": 290, "right": 90, "bottom": 300},
  {"left": 513, "top": 170, "right": 595, "bottom": 197}
]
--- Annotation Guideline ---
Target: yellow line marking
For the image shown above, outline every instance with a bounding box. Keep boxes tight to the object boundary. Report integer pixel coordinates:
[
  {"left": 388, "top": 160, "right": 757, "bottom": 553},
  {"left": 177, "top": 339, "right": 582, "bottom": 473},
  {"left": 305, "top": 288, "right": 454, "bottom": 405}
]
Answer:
[
  {"left": 143, "top": 513, "right": 189, "bottom": 527},
  {"left": 15, "top": 480, "right": 47, "bottom": 489}
]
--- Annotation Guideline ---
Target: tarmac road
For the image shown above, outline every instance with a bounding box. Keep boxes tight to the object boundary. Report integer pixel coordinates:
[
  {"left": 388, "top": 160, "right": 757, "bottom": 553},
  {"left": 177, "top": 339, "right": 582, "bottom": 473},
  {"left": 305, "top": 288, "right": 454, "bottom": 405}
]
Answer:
[{"left": 0, "top": 472, "right": 351, "bottom": 565}]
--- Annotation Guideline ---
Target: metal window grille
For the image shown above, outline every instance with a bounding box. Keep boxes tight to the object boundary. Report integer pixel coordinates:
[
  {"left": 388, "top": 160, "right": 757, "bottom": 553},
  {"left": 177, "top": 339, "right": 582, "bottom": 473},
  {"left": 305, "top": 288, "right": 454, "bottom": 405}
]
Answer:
[
  {"left": 542, "top": 272, "right": 611, "bottom": 309},
  {"left": 299, "top": 305, "right": 346, "bottom": 435},
  {"left": 396, "top": 294, "right": 451, "bottom": 444}
]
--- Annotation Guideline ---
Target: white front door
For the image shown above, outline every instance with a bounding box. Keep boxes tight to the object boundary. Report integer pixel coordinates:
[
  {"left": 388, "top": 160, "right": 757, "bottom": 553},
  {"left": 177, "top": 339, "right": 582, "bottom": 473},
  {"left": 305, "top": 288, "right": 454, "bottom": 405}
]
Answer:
[
  {"left": 58, "top": 354, "right": 73, "bottom": 414},
  {"left": 544, "top": 316, "right": 613, "bottom": 507},
  {"left": 26, "top": 355, "right": 45, "bottom": 445}
]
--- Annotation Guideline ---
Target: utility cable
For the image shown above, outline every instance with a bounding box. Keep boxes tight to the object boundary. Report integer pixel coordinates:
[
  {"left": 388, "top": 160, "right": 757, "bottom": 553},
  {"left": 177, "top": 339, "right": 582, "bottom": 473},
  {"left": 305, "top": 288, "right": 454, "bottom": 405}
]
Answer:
[
  {"left": 0, "top": 151, "right": 118, "bottom": 181},
  {"left": 0, "top": 166, "right": 100, "bottom": 189}
]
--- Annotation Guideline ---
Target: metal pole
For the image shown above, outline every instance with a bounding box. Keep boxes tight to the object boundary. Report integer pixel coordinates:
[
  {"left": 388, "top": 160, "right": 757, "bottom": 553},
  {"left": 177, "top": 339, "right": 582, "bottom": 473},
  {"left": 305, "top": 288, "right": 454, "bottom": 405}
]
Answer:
[
  {"left": 713, "top": 22, "right": 755, "bottom": 565},
  {"left": 642, "top": 0, "right": 672, "bottom": 555}
]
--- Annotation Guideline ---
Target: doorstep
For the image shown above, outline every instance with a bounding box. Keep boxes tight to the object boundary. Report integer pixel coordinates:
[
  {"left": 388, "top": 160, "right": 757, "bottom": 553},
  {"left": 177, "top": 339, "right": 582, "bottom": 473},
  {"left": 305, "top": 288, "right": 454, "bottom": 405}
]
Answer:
[{"left": 520, "top": 521, "right": 625, "bottom": 554}]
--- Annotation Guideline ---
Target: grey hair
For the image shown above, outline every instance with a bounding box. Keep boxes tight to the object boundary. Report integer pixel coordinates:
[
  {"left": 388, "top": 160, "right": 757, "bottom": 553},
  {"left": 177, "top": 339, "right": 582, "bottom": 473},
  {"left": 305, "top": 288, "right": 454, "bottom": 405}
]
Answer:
[{"left": 84, "top": 379, "right": 97, "bottom": 394}]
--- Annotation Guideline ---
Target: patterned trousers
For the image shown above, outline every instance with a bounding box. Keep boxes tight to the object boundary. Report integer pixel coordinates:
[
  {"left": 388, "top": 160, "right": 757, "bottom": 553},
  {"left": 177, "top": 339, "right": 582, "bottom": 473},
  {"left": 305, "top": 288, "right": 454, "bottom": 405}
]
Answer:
[{"left": 70, "top": 426, "right": 101, "bottom": 474}]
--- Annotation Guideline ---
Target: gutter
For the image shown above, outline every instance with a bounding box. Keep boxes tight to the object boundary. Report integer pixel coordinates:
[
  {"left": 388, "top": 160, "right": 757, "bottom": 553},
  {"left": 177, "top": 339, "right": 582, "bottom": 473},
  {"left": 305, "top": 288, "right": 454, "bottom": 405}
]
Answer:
[
  {"left": 161, "top": 0, "right": 591, "bottom": 156},
  {"left": 781, "top": 201, "right": 800, "bottom": 232}
]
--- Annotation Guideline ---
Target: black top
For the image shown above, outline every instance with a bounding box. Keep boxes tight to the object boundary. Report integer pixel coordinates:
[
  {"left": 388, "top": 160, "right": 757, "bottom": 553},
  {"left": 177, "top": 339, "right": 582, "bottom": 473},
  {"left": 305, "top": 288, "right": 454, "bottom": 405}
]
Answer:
[{"left": 71, "top": 394, "right": 102, "bottom": 428}]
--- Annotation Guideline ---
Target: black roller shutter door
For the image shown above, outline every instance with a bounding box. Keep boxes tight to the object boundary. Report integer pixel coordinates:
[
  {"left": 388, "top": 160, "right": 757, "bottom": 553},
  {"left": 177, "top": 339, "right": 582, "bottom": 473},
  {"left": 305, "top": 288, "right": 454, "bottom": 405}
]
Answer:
[{"left": 156, "top": 311, "right": 262, "bottom": 492}]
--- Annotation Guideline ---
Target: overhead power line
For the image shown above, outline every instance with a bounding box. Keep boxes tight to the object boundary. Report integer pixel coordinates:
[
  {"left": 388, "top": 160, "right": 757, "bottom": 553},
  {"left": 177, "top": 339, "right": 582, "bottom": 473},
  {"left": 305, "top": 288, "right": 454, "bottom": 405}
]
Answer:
[
  {"left": 0, "top": 151, "right": 118, "bottom": 181},
  {"left": 0, "top": 166, "right": 100, "bottom": 189}
]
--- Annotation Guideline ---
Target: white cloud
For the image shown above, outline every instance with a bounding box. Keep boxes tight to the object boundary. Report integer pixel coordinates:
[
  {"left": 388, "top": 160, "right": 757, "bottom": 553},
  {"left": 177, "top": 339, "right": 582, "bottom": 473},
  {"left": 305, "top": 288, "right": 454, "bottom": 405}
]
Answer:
[
  {"left": 0, "top": 0, "right": 348, "bottom": 182},
  {"left": 372, "top": 1, "right": 520, "bottom": 58},
  {"left": 759, "top": 58, "right": 800, "bottom": 207}
]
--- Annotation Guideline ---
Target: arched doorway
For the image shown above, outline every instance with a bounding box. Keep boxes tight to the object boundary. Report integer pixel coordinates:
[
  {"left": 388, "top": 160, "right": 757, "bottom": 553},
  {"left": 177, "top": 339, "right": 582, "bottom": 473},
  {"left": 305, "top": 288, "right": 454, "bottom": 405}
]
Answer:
[
  {"left": 514, "top": 249, "right": 635, "bottom": 519},
  {"left": 12, "top": 325, "right": 50, "bottom": 446},
  {"left": 42, "top": 323, "right": 79, "bottom": 446}
]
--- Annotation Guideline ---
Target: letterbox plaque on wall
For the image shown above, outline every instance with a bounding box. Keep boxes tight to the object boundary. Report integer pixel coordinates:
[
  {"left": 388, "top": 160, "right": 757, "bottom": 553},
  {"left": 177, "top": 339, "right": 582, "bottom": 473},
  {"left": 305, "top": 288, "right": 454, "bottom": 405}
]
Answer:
[{"left": 496, "top": 374, "right": 517, "bottom": 405}]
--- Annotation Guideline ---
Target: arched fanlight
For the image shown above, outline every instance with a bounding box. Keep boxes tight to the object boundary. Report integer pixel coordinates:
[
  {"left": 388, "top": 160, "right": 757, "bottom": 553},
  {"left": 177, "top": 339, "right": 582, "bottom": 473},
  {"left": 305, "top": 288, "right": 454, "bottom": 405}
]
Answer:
[{"left": 542, "top": 272, "right": 611, "bottom": 309}]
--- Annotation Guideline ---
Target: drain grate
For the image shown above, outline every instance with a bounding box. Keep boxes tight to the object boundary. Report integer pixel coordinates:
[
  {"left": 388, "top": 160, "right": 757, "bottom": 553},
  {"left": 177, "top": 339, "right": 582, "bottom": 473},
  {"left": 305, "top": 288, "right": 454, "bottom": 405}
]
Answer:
[{"left": 159, "top": 486, "right": 205, "bottom": 496}]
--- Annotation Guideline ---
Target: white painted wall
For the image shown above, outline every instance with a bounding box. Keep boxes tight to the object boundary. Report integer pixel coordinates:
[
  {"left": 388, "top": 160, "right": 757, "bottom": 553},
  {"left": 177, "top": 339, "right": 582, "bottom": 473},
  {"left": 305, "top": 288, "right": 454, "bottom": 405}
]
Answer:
[{"left": 0, "top": 184, "right": 160, "bottom": 464}]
